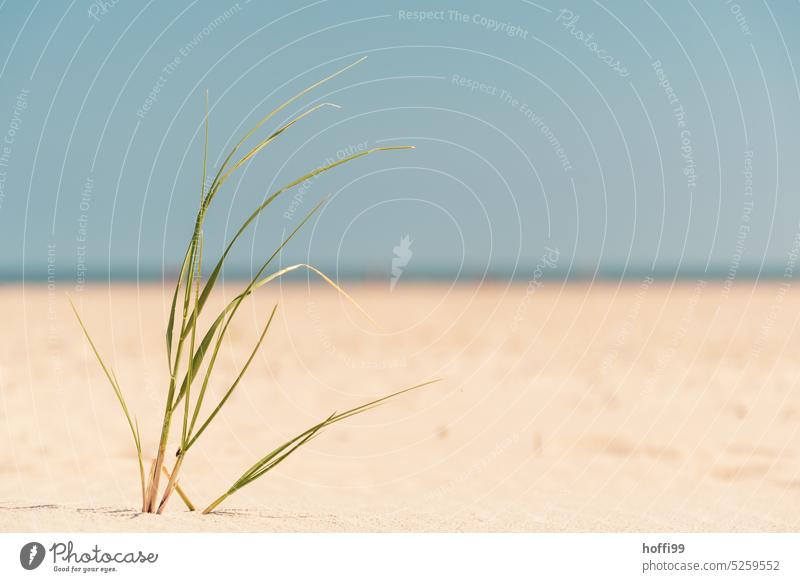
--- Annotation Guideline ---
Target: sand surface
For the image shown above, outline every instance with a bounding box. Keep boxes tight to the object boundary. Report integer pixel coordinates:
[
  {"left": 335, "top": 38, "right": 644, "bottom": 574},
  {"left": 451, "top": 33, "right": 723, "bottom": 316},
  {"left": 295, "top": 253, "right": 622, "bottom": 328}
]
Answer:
[{"left": 1, "top": 280, "right": 800, "bottom": 532}]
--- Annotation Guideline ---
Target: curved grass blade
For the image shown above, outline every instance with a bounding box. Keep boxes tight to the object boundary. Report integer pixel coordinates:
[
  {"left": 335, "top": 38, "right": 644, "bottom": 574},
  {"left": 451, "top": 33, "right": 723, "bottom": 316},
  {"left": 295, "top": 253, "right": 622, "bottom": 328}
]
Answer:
[
  {"left": 184, "top": 305, "right": 278, "bottom": 451},
  {"left": 69, "top": 298, "right": 146, "bottom": 508},
  {"left": 180, "top": 59, "right": 371, "bottom": 355},
  {"left": 182, "top": 145, "right": 413, "bottom": 341},
  {"left": 174, "top": 256, "right": 378, "bottom": 414},
  {"left": 214, "top": 102, "right": 340, "bottom": 194},
  {"left": 172, "top": 196, "right": 328, "bottom": 410},
  {"left": 174, "top": 197, "right": 327, "bottom": 416},
  {"left": 250, "top": 262, "right": 377, "bottom": 327},
  {"left": 202, "top": 56, "right": 368, "bottom": 208},
  {"left": 201, "top": 379, "right": 440, "bottom": 513}
]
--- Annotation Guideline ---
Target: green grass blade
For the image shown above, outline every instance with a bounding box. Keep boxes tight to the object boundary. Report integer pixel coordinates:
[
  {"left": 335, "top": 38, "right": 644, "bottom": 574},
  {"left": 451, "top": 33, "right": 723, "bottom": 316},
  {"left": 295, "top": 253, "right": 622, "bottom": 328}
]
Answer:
[
  {"left": 179, "top": 300, "right": 243, "bottom": 435},
  {"left": 214, "top": 102, "right": 340, "bottom": 194},
  {"left": 70, "top": 298, "right": 146, "bottom": 506},
  {"left": 201, "top": 414, "right": 334, "bottom": 514},
  {"left": 173, "top": 309, "right": 226, "bottom": 409},
  {"left": 175, "top": 241, "right": 378, "bottom": 418},
  {"left": 133, "top": 416, "right": 145, "bottom": 505},
  {"left": 177, "top": 197, "right": 330, "bottom": 422},
  {"left": 203, "top": 379, "right": 440, "bottom": 512},
  {"left": 182, "top": 230, "right": 204, "bottom": 447},
  {"left": 225, "top": 412, "right": 336, "bottom": 494},
  {"left": 202, "top": 56, "right": 368, "bottom": 208},
  {"left": 174, "top": 196, "right": 324, "bottom": 413},
  {"left": 182, "top": 146, "right": 413, "bottom": 341},
  {"left": 165, "top": 246, "right": 192, "bottom": 370},
  {"left": 178, "top": 259, "right": 375, "bottom": 407},
  {"left": 250, "top": 262, "right": 377, "bottom": 327},
  {"left": 237, "top": 415, "right": 333, "bottom": 485},
  {"left": 71, "top": 299, "right": 139, "bottom": 444},
  {"left": 184, "top": 305, "right": 278, "bottom": 451},
  {"left": 169, "top": 88, "right": 210, "bottom": 382},
  {"left": 173, "top": 196, "right": 326, "bottom": 409}
]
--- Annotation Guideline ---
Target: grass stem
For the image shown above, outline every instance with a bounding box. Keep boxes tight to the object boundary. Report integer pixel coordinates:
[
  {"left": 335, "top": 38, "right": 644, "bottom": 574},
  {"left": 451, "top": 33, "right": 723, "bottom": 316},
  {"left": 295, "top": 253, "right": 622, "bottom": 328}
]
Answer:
[
  {"left": 161, "top": 465, "right": 195, "bottom": 511},
  {"left": 157, "top": 454, "right": 185, "bottom": 514},
  {"left": 201, "top": 492, "right": 229, "bottom": 515}
]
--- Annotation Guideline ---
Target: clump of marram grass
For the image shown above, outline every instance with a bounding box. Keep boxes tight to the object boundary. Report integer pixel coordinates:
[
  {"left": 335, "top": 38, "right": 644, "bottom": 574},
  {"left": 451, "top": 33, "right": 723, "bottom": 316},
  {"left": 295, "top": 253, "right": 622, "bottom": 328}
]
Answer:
[{"left": 70, "top": 57, "right": 438, "bottom": 514}]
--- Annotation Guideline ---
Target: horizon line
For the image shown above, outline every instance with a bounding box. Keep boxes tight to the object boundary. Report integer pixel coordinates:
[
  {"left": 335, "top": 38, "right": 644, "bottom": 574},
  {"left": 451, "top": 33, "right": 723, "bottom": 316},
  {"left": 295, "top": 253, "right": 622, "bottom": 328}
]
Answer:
[{"left": 0, "top": 265, "right": 793, "bottom": 283}]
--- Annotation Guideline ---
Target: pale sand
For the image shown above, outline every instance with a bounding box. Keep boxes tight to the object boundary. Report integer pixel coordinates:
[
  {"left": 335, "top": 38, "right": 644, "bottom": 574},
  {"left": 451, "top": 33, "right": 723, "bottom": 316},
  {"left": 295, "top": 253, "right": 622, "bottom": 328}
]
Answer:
[{"left": 1, "top": 281, "right": 799, "bottom": 532}]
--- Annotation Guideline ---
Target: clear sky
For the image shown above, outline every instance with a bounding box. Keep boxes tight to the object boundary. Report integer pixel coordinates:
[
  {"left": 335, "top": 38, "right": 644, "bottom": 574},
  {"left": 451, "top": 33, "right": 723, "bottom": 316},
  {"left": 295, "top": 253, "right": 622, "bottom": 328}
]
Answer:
[{"left": 0, "top": 0, "right": 798, "bottom": 283}]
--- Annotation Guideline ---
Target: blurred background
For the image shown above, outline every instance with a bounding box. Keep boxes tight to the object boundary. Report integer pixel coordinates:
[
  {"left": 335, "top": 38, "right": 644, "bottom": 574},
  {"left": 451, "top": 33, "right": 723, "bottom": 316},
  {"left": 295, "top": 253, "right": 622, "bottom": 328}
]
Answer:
[
  {"left": 4, "top": 1, "right": 800, "bottom": 533},
  {"left": 0, "top": 0, "right": 798, "bottom": 284}
]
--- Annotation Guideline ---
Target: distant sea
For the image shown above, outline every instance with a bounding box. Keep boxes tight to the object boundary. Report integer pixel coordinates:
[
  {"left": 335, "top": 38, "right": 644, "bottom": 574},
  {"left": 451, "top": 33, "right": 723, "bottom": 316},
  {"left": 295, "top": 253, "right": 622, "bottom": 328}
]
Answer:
[{"left": 0, "top": 264, "right": 789, "bottom": 283}]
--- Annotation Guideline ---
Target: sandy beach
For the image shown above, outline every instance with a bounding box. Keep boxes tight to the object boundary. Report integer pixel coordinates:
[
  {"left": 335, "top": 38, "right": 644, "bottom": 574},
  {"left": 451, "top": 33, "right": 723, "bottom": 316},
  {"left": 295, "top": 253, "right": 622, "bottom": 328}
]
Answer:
[{"left": 1, "top": 280, "right": 799, "bottom": 532}]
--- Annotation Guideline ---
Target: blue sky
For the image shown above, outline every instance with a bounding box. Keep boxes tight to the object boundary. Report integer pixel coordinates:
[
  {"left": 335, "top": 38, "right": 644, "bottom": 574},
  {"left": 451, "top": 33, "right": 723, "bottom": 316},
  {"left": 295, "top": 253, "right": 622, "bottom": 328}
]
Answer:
[{"left": 0, "top": 0, "right": 798, "bottom": 282}]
